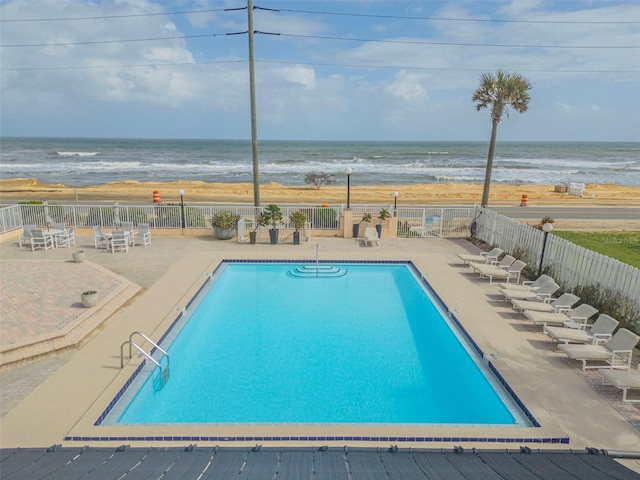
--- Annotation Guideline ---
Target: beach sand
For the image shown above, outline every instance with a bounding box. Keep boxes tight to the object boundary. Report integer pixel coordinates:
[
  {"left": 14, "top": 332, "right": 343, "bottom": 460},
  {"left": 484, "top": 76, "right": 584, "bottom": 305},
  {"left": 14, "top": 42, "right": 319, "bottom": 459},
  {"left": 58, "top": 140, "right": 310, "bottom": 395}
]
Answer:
[{"left": 2, "top": 178, "right": 640, "bottom": 207}]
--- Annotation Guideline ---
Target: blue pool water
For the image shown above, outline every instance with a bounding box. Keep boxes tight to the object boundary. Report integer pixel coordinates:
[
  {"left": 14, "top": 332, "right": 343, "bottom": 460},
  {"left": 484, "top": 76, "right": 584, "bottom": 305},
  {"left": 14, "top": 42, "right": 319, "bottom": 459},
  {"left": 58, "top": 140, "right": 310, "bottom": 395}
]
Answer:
[{"left": 112, "top": 262, "right": 528, "bottom": 426}]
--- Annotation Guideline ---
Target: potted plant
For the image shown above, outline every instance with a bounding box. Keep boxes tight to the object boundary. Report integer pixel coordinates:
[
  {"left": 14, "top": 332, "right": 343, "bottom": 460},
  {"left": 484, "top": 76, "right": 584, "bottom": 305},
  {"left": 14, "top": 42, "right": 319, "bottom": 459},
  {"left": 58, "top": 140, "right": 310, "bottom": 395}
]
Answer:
[
  {"left": 376, "top": 208, "right": 391, "bottom": 237},
  {"left": 210, "top": 210, "right": 240, "bottom": 240},
  {"left": 289, "top": 210, "right": 308, "bottom": 245},
  {"left": 262, "top": 204, "right": 283, "bottom": 245},
  {"left": 81, "top": 290, "right": 99, "bottom": 308},
  {"left": 249, "top": 212, "right": 267, "bottom": 245}
]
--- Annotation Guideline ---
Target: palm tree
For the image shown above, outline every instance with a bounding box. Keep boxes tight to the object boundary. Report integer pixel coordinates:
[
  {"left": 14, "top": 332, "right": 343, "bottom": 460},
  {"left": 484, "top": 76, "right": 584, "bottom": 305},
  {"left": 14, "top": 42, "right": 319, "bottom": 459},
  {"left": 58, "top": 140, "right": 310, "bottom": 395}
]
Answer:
[{"left": 472, "top": 70, "right": 532, "bottom": 207}]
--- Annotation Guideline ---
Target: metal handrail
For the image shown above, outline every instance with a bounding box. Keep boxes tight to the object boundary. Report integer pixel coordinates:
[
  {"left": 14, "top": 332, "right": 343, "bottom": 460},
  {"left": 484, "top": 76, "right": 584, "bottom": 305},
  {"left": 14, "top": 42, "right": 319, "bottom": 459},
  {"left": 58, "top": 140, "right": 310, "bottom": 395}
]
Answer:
[{"left": 120, "top": 331, "right": 169, "bottom": 369}]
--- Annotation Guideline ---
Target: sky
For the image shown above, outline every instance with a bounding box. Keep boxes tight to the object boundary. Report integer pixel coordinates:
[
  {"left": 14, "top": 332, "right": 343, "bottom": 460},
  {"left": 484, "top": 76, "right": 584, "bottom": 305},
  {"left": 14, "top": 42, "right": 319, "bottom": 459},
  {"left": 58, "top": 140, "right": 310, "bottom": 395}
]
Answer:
[{"left": 1, "top": 0, "right": 639, "bottom": 142}]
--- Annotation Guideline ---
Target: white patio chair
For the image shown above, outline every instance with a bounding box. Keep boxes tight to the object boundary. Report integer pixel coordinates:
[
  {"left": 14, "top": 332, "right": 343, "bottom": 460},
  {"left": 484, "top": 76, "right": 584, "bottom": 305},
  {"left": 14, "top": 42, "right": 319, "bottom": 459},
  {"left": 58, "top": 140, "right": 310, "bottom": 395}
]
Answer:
[
  {"left": 93, "top": 225, "right": 109, "bottom": 249},
  {"left": 134, "top": 223, "right": 151, "bottom": 247},
  {"left": 496, "top": 274, "right": 555, "bottom": 291},
  {"left": 55, "top": 227, "right": 75, "bottom": 248},
  {"left": 30, "top": 229, "right": 54, "bottom": 252},
  {"left": 110, "top": 230, "right": 129, "bottom": 253},
  {"left": 544, "top": 314, "right": 619, "bottom": 345},
  {"left": 499, "top": 280, "right": 559, "bottom": 302},
  {"left": 457, "top": 247, "right": 504, "bottom": 266},
  {"left": 18, "top": 224, "right": 36, "bottom": 248}
]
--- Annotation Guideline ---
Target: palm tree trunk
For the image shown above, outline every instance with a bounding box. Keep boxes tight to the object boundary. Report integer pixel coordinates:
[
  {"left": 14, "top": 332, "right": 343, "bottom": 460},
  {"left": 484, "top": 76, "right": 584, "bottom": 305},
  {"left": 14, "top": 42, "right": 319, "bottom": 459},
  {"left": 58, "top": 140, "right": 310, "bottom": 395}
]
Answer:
[{"left": 481, "top": 120, "right": 499, "bottom": 207}]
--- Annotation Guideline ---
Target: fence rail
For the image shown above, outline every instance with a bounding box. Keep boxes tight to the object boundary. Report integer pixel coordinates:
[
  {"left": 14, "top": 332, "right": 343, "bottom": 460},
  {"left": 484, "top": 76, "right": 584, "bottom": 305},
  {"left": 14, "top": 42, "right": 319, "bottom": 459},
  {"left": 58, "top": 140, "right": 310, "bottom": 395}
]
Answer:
[{"left": 472, "top": 206, "right": 640, "bottom": 306}]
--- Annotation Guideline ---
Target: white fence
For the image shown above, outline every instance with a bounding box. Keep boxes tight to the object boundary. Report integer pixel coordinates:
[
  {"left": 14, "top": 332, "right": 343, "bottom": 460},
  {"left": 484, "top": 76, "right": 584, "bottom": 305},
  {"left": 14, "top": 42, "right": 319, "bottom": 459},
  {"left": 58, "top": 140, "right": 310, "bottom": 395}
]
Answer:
[{"left": 472, "top": 207, "right": 640, "bottom": 305}]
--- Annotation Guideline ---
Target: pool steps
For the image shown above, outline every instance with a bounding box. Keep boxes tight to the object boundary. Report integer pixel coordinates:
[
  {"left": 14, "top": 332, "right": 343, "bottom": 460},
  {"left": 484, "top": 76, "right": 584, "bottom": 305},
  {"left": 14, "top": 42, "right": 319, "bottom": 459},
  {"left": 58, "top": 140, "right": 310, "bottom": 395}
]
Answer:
[{"left": 288, "top": 265, "right": 347, "bottom": 278}]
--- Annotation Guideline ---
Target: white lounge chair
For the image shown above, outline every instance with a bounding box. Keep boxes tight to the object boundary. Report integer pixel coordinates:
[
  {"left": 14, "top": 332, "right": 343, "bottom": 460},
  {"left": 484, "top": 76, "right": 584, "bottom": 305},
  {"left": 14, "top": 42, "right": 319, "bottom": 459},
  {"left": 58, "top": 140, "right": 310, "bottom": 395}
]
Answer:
[
  {"left": 496, "top": 274, "right": 555, "bottom": 292},
  {"left": 475, "top": 259, "right": 526, "bottom": 284},
  {"left": 471, "top": 254, "right": 514, "bottom": 274},
  {"left": 93, "top": 225, "right": 109, "bottom": 249},
  {"left": 110, "top": 230, "right": 129, "bottom": 253},
  {"left": 558, "top": 328, "right": 640, "bottom": 370},
  {"left": 544, "top": 314, "right": 619, "bottom": 344},
  {"left": 134, "top": 223, "right": 151, "bottom": 247},
  {"left": 512, "top": 292, "right": 580, "bottom": 314},
  {"left": 457, "top": 247, "right": 503, "bottom": 265},
  {"left": 364, "top": 227, "right": 380, "bottom": 246},
  {"left": 523, "top": 303, "right": 599, "bottom": 327},
  {"left": 499, "top": 280, "right": 559, "bottom": 302},
  {"left": 598, "top": 365, "right": 640, "bottom": 402},
  {"left": 30, "top": 229, "right": 54, "bottom": 252}
]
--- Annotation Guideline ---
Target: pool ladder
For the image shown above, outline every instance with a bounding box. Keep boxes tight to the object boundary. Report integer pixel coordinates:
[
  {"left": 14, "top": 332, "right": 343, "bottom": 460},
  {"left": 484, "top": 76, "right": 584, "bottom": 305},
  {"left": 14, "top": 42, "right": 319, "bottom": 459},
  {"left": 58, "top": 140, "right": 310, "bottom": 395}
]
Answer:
[{"left": 120, "top": 331, "right": 170, "bottom": 390}]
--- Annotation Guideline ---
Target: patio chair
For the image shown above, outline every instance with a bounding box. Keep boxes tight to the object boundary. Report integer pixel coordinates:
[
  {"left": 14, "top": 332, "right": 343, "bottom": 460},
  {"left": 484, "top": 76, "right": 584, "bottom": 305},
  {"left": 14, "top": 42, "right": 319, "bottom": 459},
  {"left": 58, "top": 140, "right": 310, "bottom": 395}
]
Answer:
[
  {"left": 598, "top": 365, "right": 640, "bottom": 403},
  {"left": 55, "top": 227, "right": 75, "bottom": 248},
  {"left": 134, "top": 223, "right": 151, "bottom": 247},
  {"left": 511, "top": 292, "right": 580, "bottom": 314},
  {"left": 499, "top": 280, "right": 559, "bottom": 302},
  {"left": 544, "top": 314, "right": 619, "bottom": 345},
  {"left": 30, "top": 229, "right": 54, "bottom": 252},
  {"left": 474, "top": 259, "right": 526, "bottom": 284},
  {"left": 364, "top": 227, "right": 380, "bottom": 246},
  {"left": 93, "top": 225, "right": 109, "bottom": 249},
  {"left": 53, "top": 222, "right": 66, "bottom": 232},
  {"left": 495, "top": 274, "right": 555, "bottom": 291},
  {"left": 470, "top": 254, "right": 515, "bottom": 274},
  {"left": 558, "top": 328, "right": 640, "bottom": 370},
  {"left": 18, "top": 224, "right": 36, "bottom": 248},
  {"left": 110, "top": 230, "right": 129, "bottom": 253},
  {"left": 523, "top": 303, "right": 599, "bottom": 327},
  {"left": 457, "top": 247, "right": 503, "bottom": 265}
]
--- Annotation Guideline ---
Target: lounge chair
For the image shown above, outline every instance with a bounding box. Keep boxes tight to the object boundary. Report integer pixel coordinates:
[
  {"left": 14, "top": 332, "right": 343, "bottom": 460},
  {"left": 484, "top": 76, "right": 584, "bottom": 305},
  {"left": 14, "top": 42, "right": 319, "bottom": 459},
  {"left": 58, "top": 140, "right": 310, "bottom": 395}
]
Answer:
[
  {"left": 471, "top": 254, "right": 514, "bottom": 274},
  {"left": 499, "top": 280, "right": 559, "bottom": 302},
  {"left": 110, "top": 230, "right": 129, "bottom": 253},
  {"left": 457, "top": 247, "right": 503, "bottom": 265},
  {"left": 134, "top": 223, "right": 151, "bottom": 247},
  {"left": 474, "top": 259, "right": 526, "bottom": 284},
  {"left": 30, "top": 229, "right": 54, "bottom": 252},
  {"left": 364, "top": 227, "right": 380, "bottom": 246},
  {"left": 93, "top": 225, "right": 109, "bottom": 249},
  {"left": 544, "top": 314, "right": 619, "bottom": 344},
  {"left": 523, "top": 303, "right": 599, "bottom": 327},
  {"left": 511, "top": 292, "right": 580, "bottom": 314},
  {"left": 598, "top": 365, "right": 640, "bottom": 402},
  {"left": 495, "top": 274, "right": 555, "bottom": 291},
  {"left": 558, "top": 328, "right": 640, "bottom": 370}
]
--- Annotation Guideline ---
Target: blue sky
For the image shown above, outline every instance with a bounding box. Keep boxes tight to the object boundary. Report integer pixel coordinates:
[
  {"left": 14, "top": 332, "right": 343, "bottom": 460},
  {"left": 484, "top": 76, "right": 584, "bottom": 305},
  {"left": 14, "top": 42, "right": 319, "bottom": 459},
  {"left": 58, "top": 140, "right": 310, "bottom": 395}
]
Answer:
[{"left": 1, "top": 0, "right": 639, "bottom": 141}]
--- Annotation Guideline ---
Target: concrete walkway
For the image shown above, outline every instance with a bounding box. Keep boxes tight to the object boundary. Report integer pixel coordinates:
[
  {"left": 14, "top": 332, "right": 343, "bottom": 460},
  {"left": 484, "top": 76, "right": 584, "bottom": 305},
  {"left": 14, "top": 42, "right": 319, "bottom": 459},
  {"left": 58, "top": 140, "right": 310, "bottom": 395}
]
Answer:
[{"left": 0, "top": 229, "right": 638, "bottom": 460}]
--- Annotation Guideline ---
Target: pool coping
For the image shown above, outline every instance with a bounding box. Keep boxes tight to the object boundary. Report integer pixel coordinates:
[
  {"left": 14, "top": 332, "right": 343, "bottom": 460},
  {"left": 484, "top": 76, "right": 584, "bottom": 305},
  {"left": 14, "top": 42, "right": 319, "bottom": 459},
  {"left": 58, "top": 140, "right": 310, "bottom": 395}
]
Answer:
[{"left": 64, "top": 258, "right": 569, "bottom": 447}]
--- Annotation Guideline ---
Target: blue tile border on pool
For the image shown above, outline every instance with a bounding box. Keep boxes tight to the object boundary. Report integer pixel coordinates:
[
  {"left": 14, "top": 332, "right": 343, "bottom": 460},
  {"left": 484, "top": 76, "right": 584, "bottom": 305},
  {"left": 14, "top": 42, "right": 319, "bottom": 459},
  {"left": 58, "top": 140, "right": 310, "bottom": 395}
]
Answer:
[
  {"left": 92, "top": 259, "right": 545, "bottom": 440},
  {"left": 65, "top": 434, "right": 570, "bottom": 444}
]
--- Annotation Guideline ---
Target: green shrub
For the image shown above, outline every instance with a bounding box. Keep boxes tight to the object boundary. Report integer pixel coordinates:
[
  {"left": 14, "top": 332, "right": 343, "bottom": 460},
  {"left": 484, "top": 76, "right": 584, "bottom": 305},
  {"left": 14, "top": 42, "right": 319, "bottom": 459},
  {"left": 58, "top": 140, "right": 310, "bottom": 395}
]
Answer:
[{"left": 571, "top": 284, "right": 640, "bottom": 333}]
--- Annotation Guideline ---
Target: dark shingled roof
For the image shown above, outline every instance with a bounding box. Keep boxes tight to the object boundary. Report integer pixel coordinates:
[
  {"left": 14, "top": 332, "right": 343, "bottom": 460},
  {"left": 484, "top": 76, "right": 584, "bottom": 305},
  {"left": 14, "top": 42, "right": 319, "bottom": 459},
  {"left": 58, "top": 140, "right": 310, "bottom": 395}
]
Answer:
[{"left": 1, "top": 445, "right": 639, "bottom": 480}]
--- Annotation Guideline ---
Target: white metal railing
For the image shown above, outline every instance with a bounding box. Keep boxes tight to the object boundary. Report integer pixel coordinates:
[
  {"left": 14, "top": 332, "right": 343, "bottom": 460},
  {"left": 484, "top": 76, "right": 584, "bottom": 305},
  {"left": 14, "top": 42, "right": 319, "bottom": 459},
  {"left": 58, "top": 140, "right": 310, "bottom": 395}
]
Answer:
[{"left": 121, "top": 332, "right": 170, "bottom": 390}]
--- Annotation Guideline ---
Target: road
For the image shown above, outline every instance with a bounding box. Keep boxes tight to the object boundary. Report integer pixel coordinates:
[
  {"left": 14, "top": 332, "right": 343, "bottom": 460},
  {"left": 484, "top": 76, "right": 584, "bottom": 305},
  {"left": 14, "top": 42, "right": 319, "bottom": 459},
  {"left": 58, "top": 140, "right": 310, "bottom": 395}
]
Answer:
[{"left": 490, "top": 206, "right": 640, "bottom": 221}]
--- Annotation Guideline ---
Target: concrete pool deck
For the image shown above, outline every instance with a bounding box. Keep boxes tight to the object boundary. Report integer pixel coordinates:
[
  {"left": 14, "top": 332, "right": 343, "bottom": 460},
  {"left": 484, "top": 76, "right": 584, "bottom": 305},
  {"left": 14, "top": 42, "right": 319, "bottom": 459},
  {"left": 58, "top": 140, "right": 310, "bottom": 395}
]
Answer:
[{"left": 1, "top": 230, "right": 639, "bottom": 455}]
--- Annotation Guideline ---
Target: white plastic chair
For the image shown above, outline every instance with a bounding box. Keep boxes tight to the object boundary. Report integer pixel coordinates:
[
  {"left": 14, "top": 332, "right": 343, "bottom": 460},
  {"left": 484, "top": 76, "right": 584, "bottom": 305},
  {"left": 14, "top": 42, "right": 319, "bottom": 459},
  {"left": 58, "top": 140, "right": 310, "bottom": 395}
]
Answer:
[
  {"left": 134, "top": 223, "right": 151, "bottom": 247},
  {"left": 110, "top": 230, "right": 129, "bottom": 253},
  {"left": 93, "top": 225, "right": 109, "bottom": 249},
  {"left": 30, "top": 229, "right": 54, "bottom": 252},
  {"left": 55, "top": 227, "right": 75, "bottom": 248}
]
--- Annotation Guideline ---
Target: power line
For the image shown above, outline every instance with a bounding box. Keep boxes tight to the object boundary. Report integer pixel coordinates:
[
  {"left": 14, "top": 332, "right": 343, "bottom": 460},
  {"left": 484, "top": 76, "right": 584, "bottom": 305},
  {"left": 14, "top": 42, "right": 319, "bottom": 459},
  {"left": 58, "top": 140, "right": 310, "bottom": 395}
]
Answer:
[
  {"left": 2, "top": 57, "right": 637, "bottom": 75},
  {"left": 268, "top": 32, "right": 639, "bottom": 49},
  {"left": 0, "top": 32, "right": 245, "bottom": 48},
  {"left": 275, "top": 7, "right": 640, "bottom": 25},
  {"left": 0, "top": 7, "right": 237, "bottom": 22}
]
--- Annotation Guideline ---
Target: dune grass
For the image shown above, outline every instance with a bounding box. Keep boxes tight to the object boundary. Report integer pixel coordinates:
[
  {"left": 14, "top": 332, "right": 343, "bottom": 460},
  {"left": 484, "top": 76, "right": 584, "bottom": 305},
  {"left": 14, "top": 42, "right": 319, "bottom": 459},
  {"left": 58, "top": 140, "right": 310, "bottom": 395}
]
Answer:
[{"left": 553, "top": 231, "right": 640, "bottom": 270}]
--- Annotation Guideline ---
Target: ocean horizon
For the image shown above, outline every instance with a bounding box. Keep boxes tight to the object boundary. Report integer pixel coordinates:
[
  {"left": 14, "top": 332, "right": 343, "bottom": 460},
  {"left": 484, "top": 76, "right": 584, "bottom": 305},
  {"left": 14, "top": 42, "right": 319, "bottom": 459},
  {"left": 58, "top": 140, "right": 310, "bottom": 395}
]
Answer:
[{"left": 1, "top": 137, "right": 639, "bottom": 188}]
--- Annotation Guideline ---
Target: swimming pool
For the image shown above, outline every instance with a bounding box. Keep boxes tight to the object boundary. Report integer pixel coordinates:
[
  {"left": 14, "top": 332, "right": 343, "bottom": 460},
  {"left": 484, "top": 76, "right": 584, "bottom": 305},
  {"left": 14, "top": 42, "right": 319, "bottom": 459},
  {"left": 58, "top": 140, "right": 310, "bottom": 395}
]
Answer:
[{"left": 103, "top": 261, "right": 533, "bottom": 427}]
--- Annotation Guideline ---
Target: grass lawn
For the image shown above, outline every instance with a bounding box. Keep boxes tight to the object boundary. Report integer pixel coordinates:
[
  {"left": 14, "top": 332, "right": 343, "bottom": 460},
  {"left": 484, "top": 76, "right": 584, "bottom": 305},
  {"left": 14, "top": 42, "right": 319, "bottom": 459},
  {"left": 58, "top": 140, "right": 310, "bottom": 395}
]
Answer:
[{"left": 554, "top": 231, "right": 640, "bottom": 270}]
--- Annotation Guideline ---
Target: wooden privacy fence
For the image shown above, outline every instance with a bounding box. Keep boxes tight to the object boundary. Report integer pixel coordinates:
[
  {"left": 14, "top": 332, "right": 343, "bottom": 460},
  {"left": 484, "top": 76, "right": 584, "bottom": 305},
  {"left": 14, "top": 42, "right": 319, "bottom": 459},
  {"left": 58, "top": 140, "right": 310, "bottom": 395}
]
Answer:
[{"left": 472, "top": 207, "right": 640, "bottom": 305}]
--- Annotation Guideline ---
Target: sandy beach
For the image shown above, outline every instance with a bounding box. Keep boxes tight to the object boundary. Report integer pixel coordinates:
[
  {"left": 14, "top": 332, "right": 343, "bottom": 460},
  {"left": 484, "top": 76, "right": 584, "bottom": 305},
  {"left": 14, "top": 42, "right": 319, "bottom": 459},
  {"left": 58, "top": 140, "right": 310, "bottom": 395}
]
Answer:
[{"left": 2, "top": 178, "right": 640, "bottom": 207}]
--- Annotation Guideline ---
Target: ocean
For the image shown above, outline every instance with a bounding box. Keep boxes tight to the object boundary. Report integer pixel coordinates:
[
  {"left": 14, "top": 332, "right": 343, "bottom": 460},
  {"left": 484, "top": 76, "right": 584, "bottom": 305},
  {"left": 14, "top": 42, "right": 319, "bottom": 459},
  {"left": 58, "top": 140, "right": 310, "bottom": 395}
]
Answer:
[{"left": 1, "top": 137, "right": 639, "bottom": 188}]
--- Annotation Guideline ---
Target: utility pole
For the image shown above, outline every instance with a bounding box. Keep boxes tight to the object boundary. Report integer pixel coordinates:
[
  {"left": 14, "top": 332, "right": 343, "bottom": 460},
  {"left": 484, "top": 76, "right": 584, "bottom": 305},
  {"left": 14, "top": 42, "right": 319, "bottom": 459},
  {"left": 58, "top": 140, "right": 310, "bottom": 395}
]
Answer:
[{"left": 247, "top": 0, "right": 260, "bottom": 206}]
